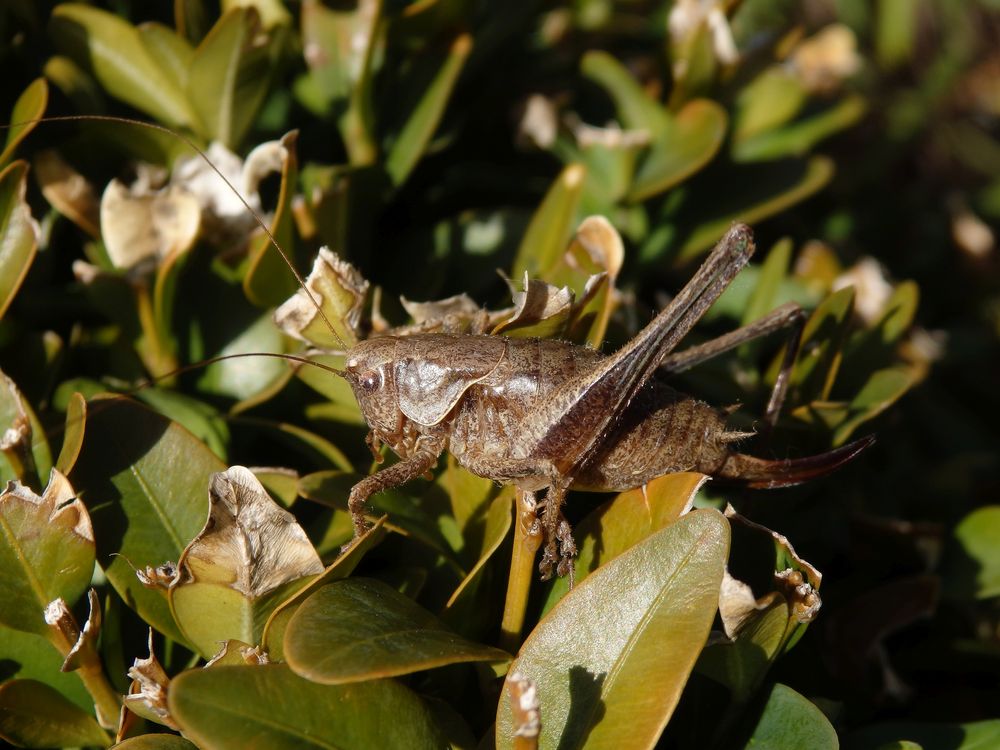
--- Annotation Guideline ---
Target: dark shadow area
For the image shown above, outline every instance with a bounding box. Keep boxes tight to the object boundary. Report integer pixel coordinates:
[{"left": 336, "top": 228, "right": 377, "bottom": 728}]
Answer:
[{"left": 557, "top": 665, "right": 607, "bottom": 750}]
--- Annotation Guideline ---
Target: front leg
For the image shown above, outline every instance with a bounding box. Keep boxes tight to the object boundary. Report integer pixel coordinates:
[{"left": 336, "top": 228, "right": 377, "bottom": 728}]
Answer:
[{"left": 348, "top": 447, "right": 442, "bottom": 537}]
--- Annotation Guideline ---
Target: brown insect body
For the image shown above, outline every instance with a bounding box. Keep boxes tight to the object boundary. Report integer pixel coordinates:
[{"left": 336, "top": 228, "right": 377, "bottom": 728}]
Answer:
[
  {"left": 341, "top": 225, "right": 872, "bottom": 578},
  {"left": 346, "top": 333, "right": 866, "bottom": 497}
]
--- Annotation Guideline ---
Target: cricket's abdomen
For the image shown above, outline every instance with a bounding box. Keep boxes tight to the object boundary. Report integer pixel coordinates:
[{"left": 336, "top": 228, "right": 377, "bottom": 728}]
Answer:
[
  {"left": 444, "top": 339, "right": 737, "bottom": 488},
  {"left": 571, "top": 378, "right": 735, "bottom": 491}
]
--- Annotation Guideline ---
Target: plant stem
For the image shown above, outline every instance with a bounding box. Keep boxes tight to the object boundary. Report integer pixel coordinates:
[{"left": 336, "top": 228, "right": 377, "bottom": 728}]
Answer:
[
  {"left": 499, "top": 490, "right": 542, "bottom": 652},
  {"left": 46, "top": 594, "right": 122, "bottom": 729}
]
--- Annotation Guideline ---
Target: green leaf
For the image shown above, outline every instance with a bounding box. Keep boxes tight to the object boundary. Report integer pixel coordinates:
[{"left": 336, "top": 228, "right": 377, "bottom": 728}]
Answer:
[
  {"left": 112, "top": 735, "right": 199, "bottom": 750},
  {"left": 542, "top": 472, "right": 709, "bottom": 614},
  {"left": 43, "top": 55, "right": 107, "bottom": 114},
  {"left": 0, "top": 161, "right": 40, "bottom": 323},
  {"left": 512, "top": 163, "right": 587, "bottom": 279},
  {"left": 733, "top": 67, "right": 807, "bottom": 144},
  {"left": 187, "top": 7, "right": 275, "bottom": 148},
  {"left": 196, "top": 311, "right": 290, "bottom": 401},
  {"left": 299, "top": 470, "right": 460, "bottom": 559},
  {"left": 169, "top": 467, "right": 323, "bottom": 658},
  {"left": 1, "top": 79, "right": 48, "bottom": 168},
  {"left": 49, "top": 4, "right": 195, "bottom": 128},
  {"left": 947, "top": 506, "right": 1000, "bottom": 600},
  {"left": 496, "top": 509, "right": 729, "bottom": 750},
  {"left": 629, "top": 99, "right": 728, "bottom": 203},
  {"left": 0, "top": 368, "right": 51, "bottom": 488},
  {"left": 742, "top": 239, "right": 793, "bottom": 327},
  {"left": 134, "top": 388, "right": 230, "bottom": 462},
  {"left": 262, "top": 517, "right": 388, "bottom": 659},
  {"left": 385, "top": 33, "right": 471, "bottom": 186},
  {"left": 790, "top": 286, "right": 856, "bottom": 404},
  {"left": 243, "top": 132, "right": 301, "bottom": 307},
  {"left": 136, "top": 23, "right": 195, "bottom": 93},
  {"left": 842, "top": 280, "right": 919, "bottom": 373},
  {"left": 284, "top": 578, "right": 509, "bottom": 683},
  {"left": 69, "top": 396, "right": 222, "bottom": 645},
  {"left": 54, "top": 392, "right": 88, "bottom": 476},
  {"left": 435, "top": 456, "right": 497, "bottom": 536},
  {"left": 0, "top": 626, "right": 91, "bottom": 711},
  {"left": 444, "top": 489, "right": 513, "bottom": 617},
  {"left": 0, "top": 678, "right": 110, "bottom": 748},
  {"left": 697, "top": 600, "right": 790, "bottom": 703},
  {"left": 169, "top": 663, "right": 450, "bottom": 749},
  {"left": 646, "top": 156, "right": 835, "bottom": 264},
  {"left": 0, "top": 470, "right": 94, "bottom": 636},
  {"left": 733, "top": 95, "right": 867, "bottom": 162},
  {"left": 793, "top": 364, "right": 915, "bottom": 446},
  {"left": 580, "top": 51, "right": 669, "bottom": 134},
  {"left": 744, "top": 683, "right": 837, "bottom": 749}
]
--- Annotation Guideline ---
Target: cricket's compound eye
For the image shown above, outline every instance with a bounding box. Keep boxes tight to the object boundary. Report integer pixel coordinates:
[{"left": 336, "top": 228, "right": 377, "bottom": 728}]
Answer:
[{"left": 357, "top": 370, "right": 382, "bottom": 392}]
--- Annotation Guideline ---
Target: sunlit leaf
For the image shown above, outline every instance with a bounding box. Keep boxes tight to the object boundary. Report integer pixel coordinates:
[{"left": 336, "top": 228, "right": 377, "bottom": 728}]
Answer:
[
  {"left": 629, "top": 99, "right": 727, "bottom": 202},
  {"left": 169, "top": 664, "right": 450, "bottom": 749},
  {"left": 542, "top": 472, "right": 708, "bottom": 613},
  {"left": 262, "top": 517, "right": 388, "bottom": 659},
  {"left": 187, "top": 7, "right": 275, "bottom": 148},
  {"left": 0, "top": 470, "right": 94, "bottom": 636},
  {"left": 70, "top": 396, "right": 221, "bottom": 644},
  {"left": 137, "top": 23, "right": 194, "bottom": 93},
  {"left": 385, "top": 32, "right": 471, "bottom": 186},
  {"left": 170, "top": 466, "right": 323, "bottom": 657},
  {"left": 284, "top": 578, "right": 508, "bottom": 683},
  {"left": 50, "top": 4, "right": 195, "bottom": 128},
  {"left": 512, "top": 163, "right": 587, "bottom": 280},
  {"left": 0, "top": 368, "right": 51, "bottom": 487},
  {"left": 1, "top": 78, "right": 48, "bottom": 168},
  {"left": 274, "top": 246, "right": 367, "bottom": 349},
  {"left": 497, "top": 509, "right": 729, "bottom": 750},
  {"left": 0, "top": 161, "right": 40, "bottom": 323},
  {"left": 196, "top": 311, "right": 290, "bottom": 401},
  {"left": 111, "top": 735, "right": 199, "bottom": 750},
  {"left": 580, "top": 51, "right": 669, "bottom": 134},
  {"left": 733, "top": 67, "right": 807, "bottom": 144},
  {"left": 733, "top": 95, "right": 866, "bottom": 162},
  {"left": 54, "top": 392, "right": 87, "bottom": 476},
  {"left": 946, "top": 506, "right": 1000, "bottom": 600}
]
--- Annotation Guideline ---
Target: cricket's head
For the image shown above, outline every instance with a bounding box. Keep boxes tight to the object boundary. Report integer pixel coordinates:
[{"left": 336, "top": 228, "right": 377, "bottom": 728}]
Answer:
[{"left": 343, "top": 337, "right": 401, "bottom": 435}]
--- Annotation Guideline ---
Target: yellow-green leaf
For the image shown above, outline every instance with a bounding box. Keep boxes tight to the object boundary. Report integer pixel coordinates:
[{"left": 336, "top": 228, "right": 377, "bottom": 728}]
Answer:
[
  {"left": 497, "top": 509, "right": 729, "bottom": 750},
  {"left": 169, "top": 664, "right": 450, "bottom": 749},
  {"left": 0, "top": 679, "right": 110, "bottom": 748},
  {"left": 0, "top": 161, "right": 40, "bottom": 323},
  {"left": 284, "top": 578, "right": 509, "bottom": 683}
]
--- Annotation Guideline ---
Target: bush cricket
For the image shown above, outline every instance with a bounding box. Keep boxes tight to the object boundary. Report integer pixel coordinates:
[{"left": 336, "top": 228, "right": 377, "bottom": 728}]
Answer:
[
  {"left": 334, "top": 224, "right": 872, "bottom": 580},
  {"left": 11, "top": 116, "right": 872, "bottom": 582}
]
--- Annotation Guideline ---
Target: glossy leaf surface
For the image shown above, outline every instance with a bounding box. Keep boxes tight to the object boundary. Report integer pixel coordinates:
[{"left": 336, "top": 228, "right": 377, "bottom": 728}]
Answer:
[
  {"left": 285, "top": 578, "right": 508, "bottom": 683},
  {"left": 497, "top": 509, "right": 729, "bottom": 750}
]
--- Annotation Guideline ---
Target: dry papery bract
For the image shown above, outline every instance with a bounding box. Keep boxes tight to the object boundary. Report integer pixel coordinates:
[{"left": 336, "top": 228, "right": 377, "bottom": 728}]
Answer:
[
  {"left": 717, "top": 504, "right": 823, "bottom": 640},
  {"left": 175, "top": 466, "right": 323, "bottom": 599}
]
